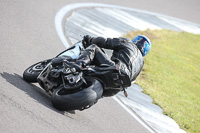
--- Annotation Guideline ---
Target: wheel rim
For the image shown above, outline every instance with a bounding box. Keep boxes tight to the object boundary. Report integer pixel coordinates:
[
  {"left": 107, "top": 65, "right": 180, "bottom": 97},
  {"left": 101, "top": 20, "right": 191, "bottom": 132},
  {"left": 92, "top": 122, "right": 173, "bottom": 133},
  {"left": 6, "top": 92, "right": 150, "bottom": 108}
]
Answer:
[
  {"left": 27, "top": 63, "right": 44, "bottom": 74},
  {"left": 56, "top": 79, "right": 93, "bottom": 96},
  {"left": 56, "top": 86, "right": 83, "bottom": 95}
]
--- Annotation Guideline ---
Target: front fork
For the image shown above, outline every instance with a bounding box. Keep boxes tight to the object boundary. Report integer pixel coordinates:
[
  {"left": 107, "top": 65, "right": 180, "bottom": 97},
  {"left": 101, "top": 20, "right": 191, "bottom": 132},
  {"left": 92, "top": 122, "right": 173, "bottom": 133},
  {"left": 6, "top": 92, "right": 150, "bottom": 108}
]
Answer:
[{"left": 37, "top": 63, "right": 57, "bottom": 94}]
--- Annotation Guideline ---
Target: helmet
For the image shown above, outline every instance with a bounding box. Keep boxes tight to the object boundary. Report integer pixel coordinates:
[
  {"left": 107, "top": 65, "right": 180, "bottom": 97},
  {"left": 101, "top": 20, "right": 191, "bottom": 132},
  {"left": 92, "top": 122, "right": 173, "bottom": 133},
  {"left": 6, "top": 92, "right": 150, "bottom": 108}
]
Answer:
[{"left": 132, "top": 35, "right": 152, "bottom": 57}]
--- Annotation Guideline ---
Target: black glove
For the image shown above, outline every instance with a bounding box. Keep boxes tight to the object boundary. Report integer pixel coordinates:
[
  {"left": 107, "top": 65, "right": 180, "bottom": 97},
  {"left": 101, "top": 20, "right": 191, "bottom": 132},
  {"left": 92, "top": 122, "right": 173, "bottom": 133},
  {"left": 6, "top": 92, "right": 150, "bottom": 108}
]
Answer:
[{"left": 82, "top": 35, "right": 92, "bottom": 48}]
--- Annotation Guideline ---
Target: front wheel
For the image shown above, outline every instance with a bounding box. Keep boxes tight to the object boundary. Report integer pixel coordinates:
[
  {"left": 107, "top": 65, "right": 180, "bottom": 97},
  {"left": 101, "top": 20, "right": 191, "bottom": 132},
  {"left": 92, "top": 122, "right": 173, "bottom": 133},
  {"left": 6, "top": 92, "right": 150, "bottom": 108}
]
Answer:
[
  {"left": 23, "top": 59, "right": 51, "bottom": 83},
  {"left": 51, "top": 78, "right": 103, "bottom": 111}
]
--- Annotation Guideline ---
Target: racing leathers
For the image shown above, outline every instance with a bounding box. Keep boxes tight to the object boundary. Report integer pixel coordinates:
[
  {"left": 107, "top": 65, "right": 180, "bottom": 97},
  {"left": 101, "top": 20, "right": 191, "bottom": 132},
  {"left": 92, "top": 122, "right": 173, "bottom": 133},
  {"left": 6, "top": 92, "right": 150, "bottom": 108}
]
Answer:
[{"left": 77, "top": 36, "right": 144, "bottom": 81}]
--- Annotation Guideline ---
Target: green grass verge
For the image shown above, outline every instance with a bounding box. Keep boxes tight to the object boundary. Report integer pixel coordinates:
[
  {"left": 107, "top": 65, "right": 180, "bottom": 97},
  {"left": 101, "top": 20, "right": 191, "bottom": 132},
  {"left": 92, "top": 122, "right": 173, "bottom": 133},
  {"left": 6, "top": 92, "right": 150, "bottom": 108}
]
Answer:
[{"left": 125, "top": 29, "right": 200, "bottom": 133}]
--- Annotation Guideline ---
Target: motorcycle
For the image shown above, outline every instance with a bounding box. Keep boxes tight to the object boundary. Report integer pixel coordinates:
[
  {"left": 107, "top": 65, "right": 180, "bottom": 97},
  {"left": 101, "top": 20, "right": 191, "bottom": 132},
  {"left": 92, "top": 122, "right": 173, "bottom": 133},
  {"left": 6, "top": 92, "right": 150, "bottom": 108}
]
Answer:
[{"left": 23, "top": 42, "right": 131, "bottom": 111}]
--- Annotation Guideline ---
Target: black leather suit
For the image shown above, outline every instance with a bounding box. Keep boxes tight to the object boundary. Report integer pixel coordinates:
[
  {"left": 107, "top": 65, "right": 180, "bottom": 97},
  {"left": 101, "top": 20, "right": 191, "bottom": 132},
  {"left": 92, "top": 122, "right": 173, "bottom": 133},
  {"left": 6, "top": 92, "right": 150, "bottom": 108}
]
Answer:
[{"left": 77, "top": 37, "right": 144, "bottom": 82}]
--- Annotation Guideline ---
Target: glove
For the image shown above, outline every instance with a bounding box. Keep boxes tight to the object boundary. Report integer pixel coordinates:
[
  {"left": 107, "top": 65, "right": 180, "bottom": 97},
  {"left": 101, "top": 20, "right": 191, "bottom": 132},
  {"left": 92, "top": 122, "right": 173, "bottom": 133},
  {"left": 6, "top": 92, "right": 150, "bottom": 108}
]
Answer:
[{"left": 82, "top": 35, "right": 92, "bottom": 48}]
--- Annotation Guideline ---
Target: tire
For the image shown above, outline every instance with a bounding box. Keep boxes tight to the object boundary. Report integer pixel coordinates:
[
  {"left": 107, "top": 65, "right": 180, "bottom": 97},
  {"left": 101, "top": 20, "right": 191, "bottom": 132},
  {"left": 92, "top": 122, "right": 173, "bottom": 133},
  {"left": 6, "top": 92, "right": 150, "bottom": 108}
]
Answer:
[
  {"left": 23, "top": 59, "right": 51, "bottom": 83},
  {"left": 51, "top": 78, "right": 103, "bottom": 111}
]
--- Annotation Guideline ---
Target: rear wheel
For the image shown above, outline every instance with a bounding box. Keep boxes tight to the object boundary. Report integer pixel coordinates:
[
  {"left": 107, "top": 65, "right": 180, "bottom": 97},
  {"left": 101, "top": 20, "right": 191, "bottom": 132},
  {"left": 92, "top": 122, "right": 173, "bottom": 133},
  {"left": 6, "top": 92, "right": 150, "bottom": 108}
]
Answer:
[
  {"left": 51, "top": 78, "right": 103, "bottom": 111},
  {"left": 23, "top": 59, "right": 51, "bottom": 83}
]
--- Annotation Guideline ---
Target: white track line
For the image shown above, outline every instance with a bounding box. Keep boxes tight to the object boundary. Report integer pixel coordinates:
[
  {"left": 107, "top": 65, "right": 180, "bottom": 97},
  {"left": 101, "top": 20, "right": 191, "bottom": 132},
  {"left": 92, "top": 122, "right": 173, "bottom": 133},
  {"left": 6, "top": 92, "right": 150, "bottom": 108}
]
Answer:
[
  {"left": 55, "top": 3, "right": 200, "bottom": 48},
  {"left": 113, "top": 96, "right": 155, "bottom": 133}
]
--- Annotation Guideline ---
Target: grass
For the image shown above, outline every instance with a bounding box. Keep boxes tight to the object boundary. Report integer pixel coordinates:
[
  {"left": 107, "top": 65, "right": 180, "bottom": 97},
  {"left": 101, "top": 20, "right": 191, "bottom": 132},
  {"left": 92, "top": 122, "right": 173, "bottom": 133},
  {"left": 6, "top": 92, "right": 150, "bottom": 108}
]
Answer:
[{"left": 125, "top": 29, "right": 200, "bottom": 133}]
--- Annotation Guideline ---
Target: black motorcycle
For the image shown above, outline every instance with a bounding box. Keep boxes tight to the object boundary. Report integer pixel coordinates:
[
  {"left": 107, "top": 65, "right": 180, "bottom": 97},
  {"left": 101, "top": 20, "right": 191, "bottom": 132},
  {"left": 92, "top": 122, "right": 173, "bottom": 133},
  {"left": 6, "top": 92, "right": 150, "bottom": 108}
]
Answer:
[{"left": 23, "top": 42, "right": 131, "bottom": 111}]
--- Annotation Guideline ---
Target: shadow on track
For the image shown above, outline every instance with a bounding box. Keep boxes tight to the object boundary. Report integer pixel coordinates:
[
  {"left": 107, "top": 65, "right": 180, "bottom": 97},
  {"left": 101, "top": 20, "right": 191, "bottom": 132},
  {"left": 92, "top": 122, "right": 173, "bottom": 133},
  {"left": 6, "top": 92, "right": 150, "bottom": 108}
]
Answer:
[{"left": 0, "top": 72, "right": 75, "bottom": 116}]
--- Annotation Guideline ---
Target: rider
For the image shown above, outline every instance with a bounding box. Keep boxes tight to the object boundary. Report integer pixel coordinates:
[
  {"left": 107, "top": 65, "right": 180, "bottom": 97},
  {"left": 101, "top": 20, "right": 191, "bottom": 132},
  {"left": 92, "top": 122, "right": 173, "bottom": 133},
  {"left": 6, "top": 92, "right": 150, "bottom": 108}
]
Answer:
[{"left": 75, "top": 35, "right": 151, "bottom": 96}]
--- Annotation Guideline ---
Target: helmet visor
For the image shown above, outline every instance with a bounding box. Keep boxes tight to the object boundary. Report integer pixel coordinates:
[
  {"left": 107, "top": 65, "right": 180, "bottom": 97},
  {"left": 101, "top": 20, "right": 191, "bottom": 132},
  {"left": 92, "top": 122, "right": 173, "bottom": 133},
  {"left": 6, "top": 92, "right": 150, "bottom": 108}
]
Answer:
[{"left": 132, "top": 35, "right": 151, "bottom": 56}]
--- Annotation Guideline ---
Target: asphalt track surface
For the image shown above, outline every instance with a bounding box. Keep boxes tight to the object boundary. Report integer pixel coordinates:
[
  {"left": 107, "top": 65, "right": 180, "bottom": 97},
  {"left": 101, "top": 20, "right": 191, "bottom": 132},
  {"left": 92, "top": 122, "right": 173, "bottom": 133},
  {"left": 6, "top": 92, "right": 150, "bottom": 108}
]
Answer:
[{"left": 1, "top": 0, "right": 200, "bottom": 133}]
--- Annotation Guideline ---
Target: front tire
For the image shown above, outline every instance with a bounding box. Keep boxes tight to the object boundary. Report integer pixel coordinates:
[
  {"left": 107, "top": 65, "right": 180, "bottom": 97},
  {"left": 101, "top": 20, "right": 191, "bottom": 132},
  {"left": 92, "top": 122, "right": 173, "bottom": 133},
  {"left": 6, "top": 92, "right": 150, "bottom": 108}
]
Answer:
[
  {"left": 51, "top": 78, "right": 103, "bottom": 111},
  {"left": 23, "top": 59, "right": 51, "bottom": 83}
]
